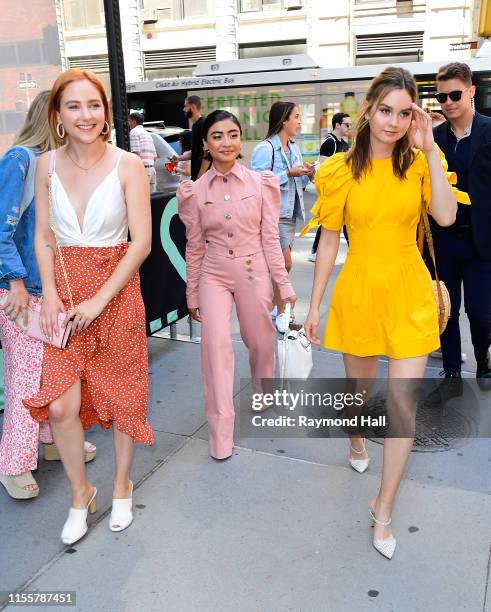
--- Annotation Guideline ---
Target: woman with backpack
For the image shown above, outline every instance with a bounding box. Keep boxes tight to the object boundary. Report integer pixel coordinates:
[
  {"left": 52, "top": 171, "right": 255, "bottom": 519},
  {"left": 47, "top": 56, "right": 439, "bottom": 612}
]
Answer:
[{"left": 251, "top": 102, "right": 314, "bottom": 332}]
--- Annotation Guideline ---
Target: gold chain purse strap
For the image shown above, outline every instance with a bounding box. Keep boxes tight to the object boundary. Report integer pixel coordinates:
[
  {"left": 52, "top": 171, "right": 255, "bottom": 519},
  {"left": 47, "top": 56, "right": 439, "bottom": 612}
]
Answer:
[
  {"left": 48, "top": 151, "right": 74, "bottom": 310},
  {"left": 419, "top": 201, "right": 451, "bottom": 333}
]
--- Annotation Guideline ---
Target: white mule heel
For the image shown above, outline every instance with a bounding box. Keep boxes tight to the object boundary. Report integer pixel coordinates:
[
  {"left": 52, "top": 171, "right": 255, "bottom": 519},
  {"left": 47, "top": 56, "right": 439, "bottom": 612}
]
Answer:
[
  {"left": 349, "top": 439, "right": 370, "bottom": 473},
  {"left": 61, "top": 487, "right": 97, "bottom": 545},
  {"left": 369, "top": 508, "right": 397, "bottom": 559},
  {"left": 109, "top": 481, "right": 133, "bottom": 532}
]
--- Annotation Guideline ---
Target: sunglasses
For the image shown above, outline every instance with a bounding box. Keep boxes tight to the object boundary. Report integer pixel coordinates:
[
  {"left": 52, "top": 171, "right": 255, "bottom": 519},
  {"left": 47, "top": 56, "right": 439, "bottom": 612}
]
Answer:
[{"left": 435, "top": 89, "right": 468, "bottom": 104}]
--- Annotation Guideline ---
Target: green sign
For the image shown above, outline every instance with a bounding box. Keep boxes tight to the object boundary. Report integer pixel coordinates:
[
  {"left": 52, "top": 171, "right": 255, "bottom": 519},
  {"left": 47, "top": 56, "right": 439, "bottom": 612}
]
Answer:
[{"left": 205, "top": 92, "right": 282, "bottom": 141}]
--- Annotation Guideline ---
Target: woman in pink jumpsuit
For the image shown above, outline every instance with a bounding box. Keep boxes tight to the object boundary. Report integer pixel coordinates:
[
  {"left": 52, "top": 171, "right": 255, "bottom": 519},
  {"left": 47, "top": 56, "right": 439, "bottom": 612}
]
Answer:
[{"left": 177, "top": 110, "right": 296, "bottom": 460}]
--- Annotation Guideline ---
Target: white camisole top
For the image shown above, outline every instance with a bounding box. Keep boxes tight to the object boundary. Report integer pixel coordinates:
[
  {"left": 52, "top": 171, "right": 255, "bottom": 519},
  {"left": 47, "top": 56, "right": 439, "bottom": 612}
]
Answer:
[{"left": 50, "top": 151, "right": 128, "bottom": 247}]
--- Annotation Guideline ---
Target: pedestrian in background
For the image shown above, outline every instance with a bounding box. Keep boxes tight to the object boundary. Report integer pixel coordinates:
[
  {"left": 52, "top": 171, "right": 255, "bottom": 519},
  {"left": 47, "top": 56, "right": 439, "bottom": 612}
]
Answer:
[
  {"left": 171, "top": 95, "right": 208, "bottom": 180},
  {"left": 319, "top": 112, "right": 351, "bottom": 160},
  {"left": 178, "top": 110, "right": 296, "bottom": 460},
  {"left": 304, "top": 67, "right": 467, "bottom": 559},
  {"left": 428, "top": 62, "right": 491, "bottom": 399},
  {"left": 0, "top": 91, "right": 96, "bottom": 500},
  {"left": 174, "top": 129, "right": 192, "bottom": 180},
  {"left": 309, "top": 112, "right": 351, "bottom": 262},
  {"left": 129, "top": 112, "right": 157, "bottom": 193},
  {"left": 24, "top": 69, "right": 153, "bottom": 545},
  {"left": 251, "top": 101, "right": 314, "bottom": 332}
]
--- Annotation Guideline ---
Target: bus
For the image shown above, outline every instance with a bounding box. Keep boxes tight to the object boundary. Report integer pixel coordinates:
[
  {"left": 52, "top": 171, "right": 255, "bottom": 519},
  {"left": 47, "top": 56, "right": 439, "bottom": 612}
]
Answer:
[{"left": 127, "top": 55, "right": 491, "bottom": 163}]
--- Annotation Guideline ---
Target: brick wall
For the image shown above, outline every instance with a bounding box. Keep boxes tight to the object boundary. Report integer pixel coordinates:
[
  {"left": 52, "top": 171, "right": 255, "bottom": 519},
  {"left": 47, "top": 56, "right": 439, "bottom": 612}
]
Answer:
[
  {"left": 1, "top": 0, "right": 57, "bottom": 40},
  {"left": 0, "top": 0, "right": 62, "bottom": 153}
]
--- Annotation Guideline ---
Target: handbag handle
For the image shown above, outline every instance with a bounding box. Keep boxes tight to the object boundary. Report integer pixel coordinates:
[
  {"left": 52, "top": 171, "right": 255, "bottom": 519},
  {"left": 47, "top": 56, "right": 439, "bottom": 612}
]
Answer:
[
  {"left": 47, "top": 151, "right": 74, "bottom": 310},
  {"left": 419, "top": 202, "right": 445, "bottom": 311}
]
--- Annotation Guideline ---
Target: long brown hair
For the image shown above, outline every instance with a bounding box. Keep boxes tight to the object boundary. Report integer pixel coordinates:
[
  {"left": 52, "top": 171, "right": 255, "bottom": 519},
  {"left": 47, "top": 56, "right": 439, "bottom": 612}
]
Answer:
[
  {"left": 346, "top": 67, "right": 417, "bottom": 181},
  {"left": 266, "top": 101, "right": 297, "bottom": 138}
]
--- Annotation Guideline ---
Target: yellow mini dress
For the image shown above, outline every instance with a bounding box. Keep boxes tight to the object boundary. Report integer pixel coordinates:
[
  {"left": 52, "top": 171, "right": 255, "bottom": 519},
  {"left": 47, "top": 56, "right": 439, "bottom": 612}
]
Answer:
[{"left": 303, "top": 151, "right": 470, "bottom": 359}]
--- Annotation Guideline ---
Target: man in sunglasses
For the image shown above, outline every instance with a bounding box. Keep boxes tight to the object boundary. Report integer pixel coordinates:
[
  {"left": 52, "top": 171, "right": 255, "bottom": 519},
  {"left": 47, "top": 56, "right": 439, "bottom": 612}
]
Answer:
[
  {"left": 429, "top": 61, "right": 491, "bottom": 399},
  {"left": 309, "top": 113, "right": 351, "bottom": 262}
]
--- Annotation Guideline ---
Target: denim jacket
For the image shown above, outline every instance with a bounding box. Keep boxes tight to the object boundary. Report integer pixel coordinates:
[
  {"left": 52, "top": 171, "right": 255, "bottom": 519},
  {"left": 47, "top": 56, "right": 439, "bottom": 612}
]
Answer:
[
  {"left": 251, "top": 134, "right": 310, "bottom": 221},
  {"left": 0, "top": 146, "right": 42, "bottom": 296}
]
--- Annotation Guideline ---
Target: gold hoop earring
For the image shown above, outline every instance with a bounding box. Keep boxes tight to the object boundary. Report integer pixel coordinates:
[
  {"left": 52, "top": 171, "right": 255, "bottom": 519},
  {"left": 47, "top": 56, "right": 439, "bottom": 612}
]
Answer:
[
  {"left": 100, "top": 121, "right": 110, "bottom": 135},
  {"left": 56, "top": 123, "right": 65, "bottom": 139}
]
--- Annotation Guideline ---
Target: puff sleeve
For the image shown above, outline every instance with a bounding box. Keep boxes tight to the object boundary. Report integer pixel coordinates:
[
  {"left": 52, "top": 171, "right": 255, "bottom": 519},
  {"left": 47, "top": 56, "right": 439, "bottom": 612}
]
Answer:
[
  {"left": 259, "top": 171, "right": 295, "bottom": 300},
  {"left": 177, "top": 180, "right": 205, "bottom": 310},
  {"left": 299, "top": 153, "right": 352, "bottom": 237},
  {"left": 419, "top": 147, "right": 470, "bottom": 211}
]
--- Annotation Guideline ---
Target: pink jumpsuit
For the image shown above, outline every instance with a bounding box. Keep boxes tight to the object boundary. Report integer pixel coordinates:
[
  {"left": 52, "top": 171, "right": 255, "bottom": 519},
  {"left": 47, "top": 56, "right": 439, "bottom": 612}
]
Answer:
[{"left": 177, "top": 164, "right": 294, "bottom": 459}]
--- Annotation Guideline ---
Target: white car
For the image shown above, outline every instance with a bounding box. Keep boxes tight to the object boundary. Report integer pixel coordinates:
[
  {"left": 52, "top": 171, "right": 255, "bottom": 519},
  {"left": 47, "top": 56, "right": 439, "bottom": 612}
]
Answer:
[
  {"left": 149, "top": 132, "right": 182, "bottom": 193},
  {"left": 113, "top": 123, "right": 185, "bottom": 193},
  {"left": 142, "top": 123, "right": 185, "bottom": 193}
]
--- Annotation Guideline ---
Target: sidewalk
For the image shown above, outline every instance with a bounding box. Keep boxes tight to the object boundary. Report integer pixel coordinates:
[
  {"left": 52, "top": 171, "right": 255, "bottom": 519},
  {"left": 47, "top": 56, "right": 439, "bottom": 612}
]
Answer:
[{"left": 1, "top": 232, "right": 490, "bottom": 612}]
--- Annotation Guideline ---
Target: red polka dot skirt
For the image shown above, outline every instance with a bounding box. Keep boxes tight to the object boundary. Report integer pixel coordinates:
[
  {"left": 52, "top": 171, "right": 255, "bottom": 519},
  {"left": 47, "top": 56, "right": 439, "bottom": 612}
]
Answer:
[{"left": 23, "top": 243, "right": 154, "bottom": 445}]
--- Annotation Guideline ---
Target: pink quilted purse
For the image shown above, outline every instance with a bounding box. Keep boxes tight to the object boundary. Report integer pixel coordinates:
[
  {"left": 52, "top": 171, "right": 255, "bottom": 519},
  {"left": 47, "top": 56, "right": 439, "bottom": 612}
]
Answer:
[
  {"left": 0, "top": 297, "right": 72, "bottom": 348},
  {"left": 27, "top": 302, "right": 73, "bottom": 348},
  {"left": 0, "top": 151, "right": 74, "bottom": 348}
]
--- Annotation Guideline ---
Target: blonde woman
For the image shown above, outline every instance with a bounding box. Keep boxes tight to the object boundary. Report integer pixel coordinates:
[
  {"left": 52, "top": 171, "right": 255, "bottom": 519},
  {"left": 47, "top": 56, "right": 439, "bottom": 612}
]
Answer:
[
  {"left": 0, "top": 92, "right": 97, "bottom": 500},
  {"left": 304, "top": 67, "right": 468, "bottom": 558}
]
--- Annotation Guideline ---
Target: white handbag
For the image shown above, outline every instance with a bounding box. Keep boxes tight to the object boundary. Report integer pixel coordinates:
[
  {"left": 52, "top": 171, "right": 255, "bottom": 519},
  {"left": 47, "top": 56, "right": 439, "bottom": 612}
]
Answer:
[{"left": 277, "top": 304, "right": 313, "bottom": 380}]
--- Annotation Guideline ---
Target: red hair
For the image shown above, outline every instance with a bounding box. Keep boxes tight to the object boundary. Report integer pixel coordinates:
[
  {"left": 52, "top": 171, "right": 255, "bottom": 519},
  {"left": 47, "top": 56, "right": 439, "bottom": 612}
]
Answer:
[{"left": 48, "top": 69, "right": 112, "bottom": 145}]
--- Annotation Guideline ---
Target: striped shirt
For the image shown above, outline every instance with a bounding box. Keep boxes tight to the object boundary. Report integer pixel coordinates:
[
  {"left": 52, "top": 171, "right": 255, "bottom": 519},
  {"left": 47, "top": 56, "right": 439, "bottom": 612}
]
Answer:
[{"left": 129, "top": 125, "right": 157, "bottom": 167}]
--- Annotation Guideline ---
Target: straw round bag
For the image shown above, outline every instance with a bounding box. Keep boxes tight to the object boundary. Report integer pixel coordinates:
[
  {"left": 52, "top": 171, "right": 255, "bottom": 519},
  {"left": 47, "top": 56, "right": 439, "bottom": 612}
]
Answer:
[
  {"left": 419, "top": 206, "right": 451, "bottom": 334},
  {"left": 433, "top": 279, "right": 451, "bottom": 334}
]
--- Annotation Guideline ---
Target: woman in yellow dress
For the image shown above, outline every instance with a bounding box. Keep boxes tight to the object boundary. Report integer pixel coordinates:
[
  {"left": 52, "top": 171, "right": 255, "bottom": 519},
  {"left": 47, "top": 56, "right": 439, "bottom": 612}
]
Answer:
[{"left": 304, "top": 67, "right": 469, "bottom": 559}]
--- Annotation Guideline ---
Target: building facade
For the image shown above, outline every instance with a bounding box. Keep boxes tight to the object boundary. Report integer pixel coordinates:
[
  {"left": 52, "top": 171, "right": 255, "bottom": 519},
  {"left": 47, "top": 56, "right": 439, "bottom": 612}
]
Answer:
[
  {"left": 0, "top": 0, "right": 64, "bottom": 152},
  {"left": 61, "top": 0, "right": 483, "bottom": 87}
]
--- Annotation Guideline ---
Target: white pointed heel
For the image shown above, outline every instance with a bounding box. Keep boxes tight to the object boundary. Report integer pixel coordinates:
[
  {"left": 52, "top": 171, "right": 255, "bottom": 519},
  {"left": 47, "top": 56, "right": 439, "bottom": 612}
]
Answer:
[
  {"left": 109, "top": 481, "right": 133, "bottom": 532},
  {"left": 369, "top": 508, "right": 397, "bottom": 559},
  {"left": 61, "top": 487, "right": 97, "bottom": 545},
  {"left": 349, "top": 439, "right": 370, "bottom": 473}
]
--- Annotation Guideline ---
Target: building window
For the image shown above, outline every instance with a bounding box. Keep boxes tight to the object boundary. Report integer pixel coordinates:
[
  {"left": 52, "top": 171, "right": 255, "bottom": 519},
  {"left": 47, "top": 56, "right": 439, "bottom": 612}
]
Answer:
[
  {"left": 240, "top": 0, "right": 282, "bottom": 12},
  {"left": 141, "top": 0, "right": 173, "bottom": 20},
  {"left": 140, "top": 0, "right": 214, "bottom": 19},
  {"left": 144, "top": 47, "right": 216, "bottom": 79},
  {"left": 239, "top": 40, "right": 306, "bottom": 59},
  {"left": 355, "top": 32, "right": 424, "bottom": 65},
  {"left": 63, "top": 0, "right": 104, "bottom": 30},
  {"left": 68, "top": 55, "right": 110, "bottom": 91},
  {"left": 0, "top": 41, "right": 46, "bottom": 68},
  {"left": 182, "top": 0, "right": 214, "bottom": 18}
]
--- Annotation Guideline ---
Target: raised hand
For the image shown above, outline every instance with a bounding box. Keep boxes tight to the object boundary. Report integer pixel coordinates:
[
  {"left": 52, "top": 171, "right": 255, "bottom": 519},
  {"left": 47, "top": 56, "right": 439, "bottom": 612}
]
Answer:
[{"left": 411, "top": 103, "right": 435, "bottom": 153}]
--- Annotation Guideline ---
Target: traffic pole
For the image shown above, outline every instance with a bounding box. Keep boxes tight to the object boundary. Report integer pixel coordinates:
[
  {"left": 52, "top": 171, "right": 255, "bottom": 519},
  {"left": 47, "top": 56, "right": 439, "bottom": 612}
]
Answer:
[{"left": 103, "top": 0, "right": 130, "bottom": 151}]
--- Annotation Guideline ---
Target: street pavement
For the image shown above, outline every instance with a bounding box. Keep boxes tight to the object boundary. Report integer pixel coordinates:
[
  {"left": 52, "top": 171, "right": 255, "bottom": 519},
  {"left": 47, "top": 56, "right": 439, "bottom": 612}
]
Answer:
[{"left": 1, "top": 193, "right": 490, "bottom": 612}]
